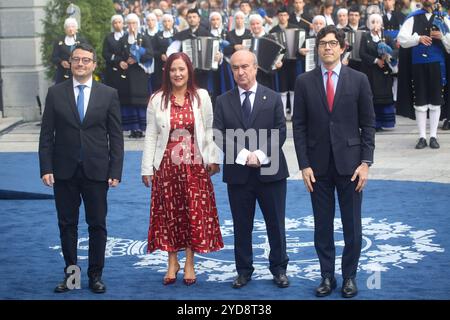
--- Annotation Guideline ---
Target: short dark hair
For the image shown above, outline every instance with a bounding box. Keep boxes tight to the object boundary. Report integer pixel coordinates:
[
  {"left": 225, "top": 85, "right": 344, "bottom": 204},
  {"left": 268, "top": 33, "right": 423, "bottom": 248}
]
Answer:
[
  {"left": 71, "top": 42, "right": 97, "bottom": 62},
  {"left": 316, "top": 25, "right": 346, "bottom": 49},
  {"left": 186, "top": 8, "right": 200, "bottom": 16},
  {"left": 348, "top": 5, "right": 361, "bottom": 14},
  {"left": 240, "top": 1, "right": 251, "bottom": 6}
]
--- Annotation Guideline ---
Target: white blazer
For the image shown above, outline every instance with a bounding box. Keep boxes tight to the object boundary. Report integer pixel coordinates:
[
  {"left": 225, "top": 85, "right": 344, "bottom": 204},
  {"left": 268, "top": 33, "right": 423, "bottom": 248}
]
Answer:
[{"left": 141, "top": 88, "right": 220, "bottom": 176}]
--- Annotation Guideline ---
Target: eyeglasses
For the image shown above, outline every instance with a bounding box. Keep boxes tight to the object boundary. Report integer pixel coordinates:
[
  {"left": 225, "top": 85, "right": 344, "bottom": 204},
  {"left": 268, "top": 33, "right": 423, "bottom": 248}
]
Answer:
[
  {"left": 318, "top": 40, "right": 340, "bottom": 48},
  {"left": 71, "top": 57, "right": 95, "bottom": 65}
]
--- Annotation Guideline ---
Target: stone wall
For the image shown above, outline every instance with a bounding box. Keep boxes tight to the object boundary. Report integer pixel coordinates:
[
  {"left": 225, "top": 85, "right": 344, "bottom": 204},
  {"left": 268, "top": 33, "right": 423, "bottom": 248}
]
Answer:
[{"left": 0, "top": 0, "right": 51, "bottom": 121}]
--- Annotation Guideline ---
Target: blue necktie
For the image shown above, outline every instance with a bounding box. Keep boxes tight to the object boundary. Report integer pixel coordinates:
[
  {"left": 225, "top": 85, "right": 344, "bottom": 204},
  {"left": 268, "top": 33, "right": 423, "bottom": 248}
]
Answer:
[
  {"left": 242, "top": 91, "right": 252, "bottom": 126},
  {"left": 77, "top": 85, "right": 86, "bottom": 122}
]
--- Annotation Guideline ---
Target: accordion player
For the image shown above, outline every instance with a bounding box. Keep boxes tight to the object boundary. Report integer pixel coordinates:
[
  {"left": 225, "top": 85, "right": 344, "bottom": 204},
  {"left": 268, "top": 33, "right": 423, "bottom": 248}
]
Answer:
[
  {"left": 242, "top": 36, "right": 285, "bottom": 73},
  {"left": 270, "top": 28, "right": 306, "bottom": 60},
  {"left": 181, "top": 36, "right": 221, "bottom": 71}
]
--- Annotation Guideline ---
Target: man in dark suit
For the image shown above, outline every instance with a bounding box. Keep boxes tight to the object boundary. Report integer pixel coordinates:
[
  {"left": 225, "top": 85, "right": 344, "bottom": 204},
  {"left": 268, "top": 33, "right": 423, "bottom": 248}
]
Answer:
[
  {"left": 292, "top": 25, "right": 375, "bottom": 298},
  {"left": 213, "top": 50, "right": 290, "bottom": 289},
  {"left": 39, "top": 43, "right": 124, "bottom": 294}
]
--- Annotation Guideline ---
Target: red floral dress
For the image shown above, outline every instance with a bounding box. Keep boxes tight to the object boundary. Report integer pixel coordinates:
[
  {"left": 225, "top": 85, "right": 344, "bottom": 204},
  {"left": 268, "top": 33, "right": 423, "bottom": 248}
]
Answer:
[{"left": 147, "top": 93, "right": 224, "bottom": 253}]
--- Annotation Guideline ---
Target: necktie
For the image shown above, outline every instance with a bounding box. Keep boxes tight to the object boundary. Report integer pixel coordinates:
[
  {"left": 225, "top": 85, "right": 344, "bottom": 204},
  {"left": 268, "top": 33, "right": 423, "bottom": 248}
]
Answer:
[
  {"left": 77, "top": 85, "right": 86, "bottom": 122},
  {"left": 242, "top": 91, "right": 252, "bottom": 126},
  {"left": 326, "top": 71, "right": 334, "bottom": 112}
]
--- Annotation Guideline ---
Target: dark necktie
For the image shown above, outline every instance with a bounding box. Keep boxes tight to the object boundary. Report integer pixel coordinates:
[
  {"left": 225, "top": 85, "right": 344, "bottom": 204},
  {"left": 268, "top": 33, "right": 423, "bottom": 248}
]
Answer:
[
  {"left": 242, "top": 91, "right": 252, "bottom": 126},
  {"left": 326, "top": 71, "right": 334, "bottom": 112},
  {"left": 77, "top": 85, "right": 86, "bottom": 122}
]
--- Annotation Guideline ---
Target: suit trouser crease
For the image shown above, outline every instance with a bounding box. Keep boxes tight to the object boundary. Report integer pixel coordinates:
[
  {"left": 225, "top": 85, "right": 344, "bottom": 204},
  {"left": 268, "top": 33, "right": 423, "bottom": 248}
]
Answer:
[
  {"left": 227, "top": 171, "right": 288, "bottom": 277},
  {"left": 54, "top": 165, "right": 108, "bottom": 279}
]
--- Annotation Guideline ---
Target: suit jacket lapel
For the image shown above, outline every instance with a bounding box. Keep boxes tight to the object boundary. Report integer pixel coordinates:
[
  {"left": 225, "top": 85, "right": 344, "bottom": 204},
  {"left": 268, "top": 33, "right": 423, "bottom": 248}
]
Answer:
[
  {"left": 248, "top": 85, "right": 265, "bottom": 127},
  {"left": 83, "top": 81, "right": 98, "bottom": 125},
  {"left": 313, "top": 67, "right": 330, "bottom": 114},
  {"left": 65, "top": 79, "right": 81, "bottom": 124},
  {"left": 230, "top": 87, "right": 245, "bottom": 127},
  {"left": 332, "top": 65, "right": 347, "bottom": 113}
]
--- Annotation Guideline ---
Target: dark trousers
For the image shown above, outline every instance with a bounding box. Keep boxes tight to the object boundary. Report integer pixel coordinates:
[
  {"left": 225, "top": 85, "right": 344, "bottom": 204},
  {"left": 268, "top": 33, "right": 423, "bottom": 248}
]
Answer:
[
  {"left": 53, "top": 164, "right": 108, "bottom": 279},
  {"left": 227, "top": 171, "right": 288, "bottom": 277},
  {"left": 310, "top": 155, "right": 362, "bottom": 279}
]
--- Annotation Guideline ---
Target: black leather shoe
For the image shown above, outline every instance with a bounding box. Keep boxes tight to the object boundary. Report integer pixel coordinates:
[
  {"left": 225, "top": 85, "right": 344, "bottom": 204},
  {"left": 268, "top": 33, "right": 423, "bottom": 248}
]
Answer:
[
  {"left": 442, "top": 119, "right": 450, "bottom": 130},
  {"left": 415, "top": 138, "right": 427, "bottom": 149},
  {"left": 232, "top": 275, "right": 251, "bottom": 289},
  {"left": 429, "top": 137, "right": 440, "bottom": 149},
  {"left": 342, "top": 278, "right": 358, "bottom": 298},
  {"left": 89, "top": 277, "right": 106, "bottom": 294},
  {"left": 273, "top": 274, "right": 290, "bottom": 288},
  {"left": 315, "top": 277, "right": 336, "bottom": 297},
  {"left": 54, "top": 274, "right": 71, "bottom": 293}
]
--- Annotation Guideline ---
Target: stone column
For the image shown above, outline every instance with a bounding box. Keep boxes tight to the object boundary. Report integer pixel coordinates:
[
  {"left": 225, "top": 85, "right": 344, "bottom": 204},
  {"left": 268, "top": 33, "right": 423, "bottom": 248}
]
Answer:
[{"left": 0, "top": 0, "right": 51, "bottom": 121}]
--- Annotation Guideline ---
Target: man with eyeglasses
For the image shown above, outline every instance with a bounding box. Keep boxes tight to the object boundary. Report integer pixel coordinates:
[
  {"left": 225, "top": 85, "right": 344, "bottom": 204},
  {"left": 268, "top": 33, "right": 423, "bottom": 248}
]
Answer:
[
  {"left": 39, "top": 43, "right": 124, "bottom": 294},
  {"left": 292, "top": 25, "right": 375, "bottom": 298}
]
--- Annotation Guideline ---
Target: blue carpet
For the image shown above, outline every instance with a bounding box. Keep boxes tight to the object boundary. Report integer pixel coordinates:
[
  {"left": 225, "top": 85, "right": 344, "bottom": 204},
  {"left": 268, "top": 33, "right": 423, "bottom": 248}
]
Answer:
[{"left": 0, "top": 152, "right": 449, "bottom": 300}]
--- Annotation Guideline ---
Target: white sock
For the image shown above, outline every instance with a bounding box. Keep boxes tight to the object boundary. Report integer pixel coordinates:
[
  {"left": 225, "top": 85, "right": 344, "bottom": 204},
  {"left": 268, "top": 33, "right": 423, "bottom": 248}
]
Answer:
[
  {"left": 429, "top": 106, "right": 441, "bottom": 138},
  {"left": 289, "top": 91, "right": 295, "bottom": 115},
  {"left": 415, "top": 109, "right": 427, "bottom": 139},
  {"left": 281, "top": 92, "right": 288, "bottom": 117}
]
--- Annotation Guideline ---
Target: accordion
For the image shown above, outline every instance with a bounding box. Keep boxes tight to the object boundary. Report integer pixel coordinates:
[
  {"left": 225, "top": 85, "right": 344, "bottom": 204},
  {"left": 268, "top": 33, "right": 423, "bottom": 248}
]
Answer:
[
  {"left": 182, "top": 36, "right": 220, "bottom": 71},
  {"left": 345, "top": 30, "right": 365, "bottom": 62},
  {"left": 242, "top": 36, "right": 285, "bottom": 73},
  {"left": 270, "top": 28, "right": 306, "bottom": 60}
]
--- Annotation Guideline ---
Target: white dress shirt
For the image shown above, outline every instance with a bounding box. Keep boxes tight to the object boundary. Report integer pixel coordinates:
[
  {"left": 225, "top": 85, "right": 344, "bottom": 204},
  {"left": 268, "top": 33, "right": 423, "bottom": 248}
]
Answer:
[
  {"left": 235, "top": 82, "right": 270, "bottom": 166},
  {"left": 73, "top": 77, "right": 93, "bottom": 117}
]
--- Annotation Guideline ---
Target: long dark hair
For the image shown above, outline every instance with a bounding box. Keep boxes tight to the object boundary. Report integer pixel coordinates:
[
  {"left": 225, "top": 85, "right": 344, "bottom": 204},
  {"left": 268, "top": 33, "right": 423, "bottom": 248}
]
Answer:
[{"left": 151, "top": 52, "right": 200, "bottom": 110}]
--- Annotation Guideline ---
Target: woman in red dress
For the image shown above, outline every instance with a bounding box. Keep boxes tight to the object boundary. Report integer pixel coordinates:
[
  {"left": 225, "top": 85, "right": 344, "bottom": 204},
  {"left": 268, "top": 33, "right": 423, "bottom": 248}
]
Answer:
[{"left": 141, "top": 52, "right": 223, "bottom": 285}]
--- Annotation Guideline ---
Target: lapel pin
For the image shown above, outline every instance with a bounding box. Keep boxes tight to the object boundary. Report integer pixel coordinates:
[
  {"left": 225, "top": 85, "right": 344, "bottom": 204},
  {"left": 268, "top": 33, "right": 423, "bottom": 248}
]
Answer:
[{"left": 263, "top": 96, "right": 267, "bottom": 100}]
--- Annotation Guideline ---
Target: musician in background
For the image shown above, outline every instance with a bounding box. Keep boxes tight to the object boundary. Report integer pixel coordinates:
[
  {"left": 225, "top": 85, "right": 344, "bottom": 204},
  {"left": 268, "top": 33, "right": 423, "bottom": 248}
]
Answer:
[
  {"left": 240, "top": 0, "right": 253, "bottom": 28},
  {"left": 167, "top": 8, "right": 211, "bottom": 90},
  {"left": 300, "top": 15, "right": 326, "bottom": 71},
  {"left": 289, "top": 0, "right": 313, "bottom": 33},
  {"left": 336, "top": 8, "right": 349, "bottom": 29},
  {"left": 310, "top": 15, "right": 327, "bottom": 37},
  {"left": 397, "top": 0, "right": 450, "bottom": 149},
  {"left": 360, "top": 13, "right": 398, "bottom": 131},
  {"left": 249, "top": 14, "right": 283, "bottom": 90},
  {"left": 224, "top": 11, "right": 253, "bottom": 57},
  {"left": 237, "top": 0, "right": 273, "bottom": 30},
  {"left": 270, "top": 6, "right": 298, "bottom": 118},
  {"left": 151, "top": 13, "right": 177, "bottom": 91},
  {"left": 143, "top": 12, "right": 159, "bottom": 37},
  {"left": 343, "top": 6, "right": 367, "bottom": 71},
  {"left": 319, "top": 0, "right": 336, "bottom": 26},
  {"left": 382, "top": 0, "right": 405, "bottom": 118},
  {"left": 383, "top": 0, "right": 406, "bottom": 39},
  {"left": 345, "top": 6, "right": 366, "bottom": 32},
  {"left": 51, "top": 17, "right": 88, "bottom": 84},
  {"left": 209, "top": 12, "right": 234, "bottom": 106},
  {"left": 102, "top": 15, "right": 127, "bottom": 110},
  {"left": 118, "top": 13, "right": 154, "bottom": 139}
]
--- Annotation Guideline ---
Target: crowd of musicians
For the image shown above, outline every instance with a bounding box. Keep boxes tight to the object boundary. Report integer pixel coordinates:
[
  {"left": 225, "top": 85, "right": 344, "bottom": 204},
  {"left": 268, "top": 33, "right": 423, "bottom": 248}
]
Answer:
[{"left": 52, "top": 0, "right": 450, "bottom": 147}]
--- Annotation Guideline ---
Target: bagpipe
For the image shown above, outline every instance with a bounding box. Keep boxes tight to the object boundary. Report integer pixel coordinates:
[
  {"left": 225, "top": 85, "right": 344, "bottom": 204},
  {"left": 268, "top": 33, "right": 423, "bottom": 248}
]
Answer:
[
  {"left": 432, "top": 1, "right": 450, "bottom": 35},
  {"left": 130, "top": 37, "right": 154, "bottom": 74},
  {"left": 376, "top": 28, "right": 398, "bottom": 74}
]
